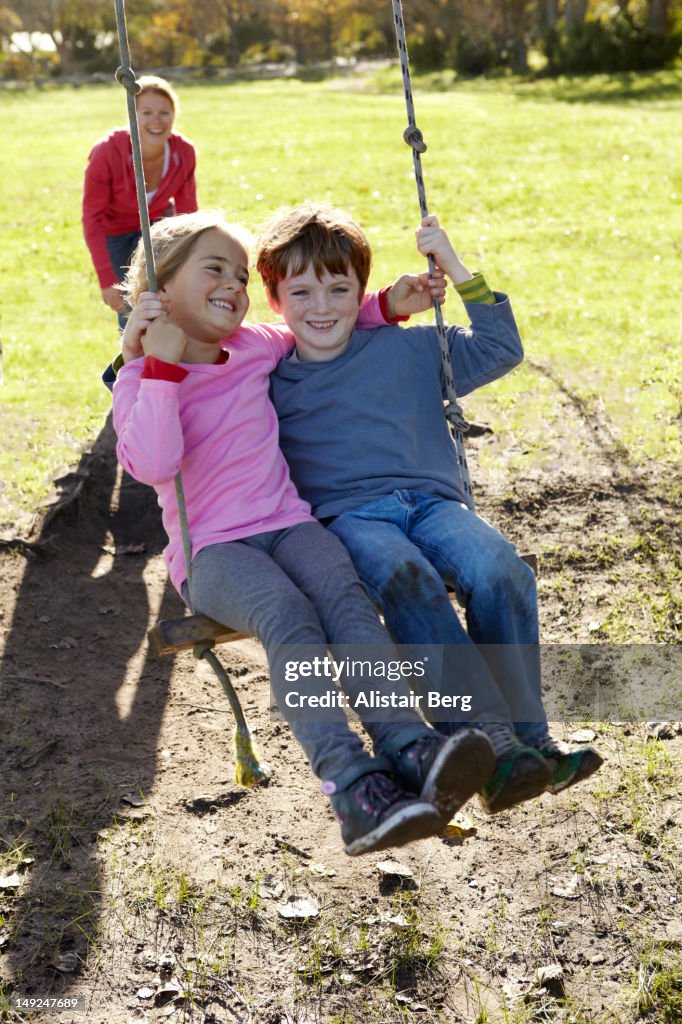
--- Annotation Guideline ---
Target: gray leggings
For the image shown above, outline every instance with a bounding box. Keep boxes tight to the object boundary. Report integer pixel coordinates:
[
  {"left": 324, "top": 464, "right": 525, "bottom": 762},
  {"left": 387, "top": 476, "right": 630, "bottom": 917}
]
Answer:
[{"left": 186, "top": 522, "right": 429, "bottom": 782}]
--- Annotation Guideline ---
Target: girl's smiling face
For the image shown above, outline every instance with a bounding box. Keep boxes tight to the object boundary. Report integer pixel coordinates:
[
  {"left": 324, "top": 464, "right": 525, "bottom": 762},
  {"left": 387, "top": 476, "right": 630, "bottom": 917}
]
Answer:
[{"left": 161, "top": 228, "right": 250, "bottom": 353}]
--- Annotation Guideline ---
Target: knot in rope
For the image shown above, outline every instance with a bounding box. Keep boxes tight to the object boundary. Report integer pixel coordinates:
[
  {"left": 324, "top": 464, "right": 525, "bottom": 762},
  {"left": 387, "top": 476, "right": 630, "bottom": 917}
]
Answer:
[
  {"left": 115, "top": 65, "right": 140, "bottom": 95},
  {"left": 403, "top": 124, "right": 427, "bottom": 154},
  {"left": 193, "top": 639, "right": 216, "bottom": 661},
  {"left": 444, "top": 402, "right": 470, "bottom": 434}
]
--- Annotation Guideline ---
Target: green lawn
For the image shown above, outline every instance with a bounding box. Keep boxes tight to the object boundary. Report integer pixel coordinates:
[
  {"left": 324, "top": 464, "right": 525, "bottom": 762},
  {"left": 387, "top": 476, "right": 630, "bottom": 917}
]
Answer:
[{"left": 1, "top": 68, "right": 681, "bottom": 527}]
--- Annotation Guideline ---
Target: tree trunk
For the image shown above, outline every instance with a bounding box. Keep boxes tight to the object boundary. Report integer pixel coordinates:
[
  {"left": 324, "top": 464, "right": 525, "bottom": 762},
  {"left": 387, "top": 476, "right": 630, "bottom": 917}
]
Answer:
[
  {"left": 506, "top": 1, "right": 529, "bottom": 73},
  {"left": 27, "top": 39, "right": 43, "bottom": 90},
  {"left": 648, "top": 0, "right": 669, "bottom": 36},
  {"left": 49, "top": 31, "right": 72, "bottom": 74},
  {"left": 544, "top": 0, "right": 559, "bottom": 29},
  {"left": 322, "top": 10, "right": 334, "bottom": 62},
  {"left": 512, "top": 36, "right": 528, "bottom": 72},
  {"left": 564, "top": 0, "right": 587, "bottom": 26}
]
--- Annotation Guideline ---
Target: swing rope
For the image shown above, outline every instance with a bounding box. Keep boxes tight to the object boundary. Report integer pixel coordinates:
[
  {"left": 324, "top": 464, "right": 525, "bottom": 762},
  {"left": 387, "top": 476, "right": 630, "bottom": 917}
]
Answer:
[
  {"left": 390, "top": 0, "right": 475, "bottom": 512},
  {"left": 113, "top": 0, "right": 269, "bottom": 787}
]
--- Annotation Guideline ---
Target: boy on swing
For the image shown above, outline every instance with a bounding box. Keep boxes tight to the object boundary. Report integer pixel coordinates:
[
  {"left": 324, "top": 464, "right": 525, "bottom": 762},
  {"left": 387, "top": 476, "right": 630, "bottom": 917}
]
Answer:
[{"left": 258, "top": 202, "right": 603, "bottom": 814}]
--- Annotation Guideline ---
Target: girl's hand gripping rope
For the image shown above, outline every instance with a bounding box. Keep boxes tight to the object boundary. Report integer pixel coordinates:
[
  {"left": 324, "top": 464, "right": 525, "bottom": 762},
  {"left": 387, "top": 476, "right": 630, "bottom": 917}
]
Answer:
[
  {"left": 142, "top": 312, "right": 188, "bottom": 365},
  {"left": 121, "top": 291, "right": 170, "bottom": 363}
]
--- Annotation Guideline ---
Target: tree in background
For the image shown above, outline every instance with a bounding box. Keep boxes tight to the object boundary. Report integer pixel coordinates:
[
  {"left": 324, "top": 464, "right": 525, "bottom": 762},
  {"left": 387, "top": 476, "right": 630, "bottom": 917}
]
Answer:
[
  {"left": 2, "top": 0, "right": 680, "bottom": 80},
  {"left": 544, "top": 0, "right": 681, "bottom": 73},
  {"left": 2, "top": 0, "right": 117, "bottom": 75}
]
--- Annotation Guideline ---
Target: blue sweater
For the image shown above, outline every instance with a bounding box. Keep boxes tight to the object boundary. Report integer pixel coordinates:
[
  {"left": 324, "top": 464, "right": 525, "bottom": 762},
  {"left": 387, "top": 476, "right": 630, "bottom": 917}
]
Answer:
[{"left": 270, "top": 294, "right": 523, "bottom": 519}]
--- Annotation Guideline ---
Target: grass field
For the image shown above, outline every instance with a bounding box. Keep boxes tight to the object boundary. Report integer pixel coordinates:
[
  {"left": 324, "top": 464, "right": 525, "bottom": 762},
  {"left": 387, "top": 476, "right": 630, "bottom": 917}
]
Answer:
[{"left": 0, "top": 67, "right": 681, "bottom": 529}]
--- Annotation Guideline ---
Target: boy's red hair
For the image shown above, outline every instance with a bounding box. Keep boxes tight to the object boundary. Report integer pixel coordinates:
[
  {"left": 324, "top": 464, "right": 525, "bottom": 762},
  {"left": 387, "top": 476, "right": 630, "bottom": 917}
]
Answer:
[{"left": 256, "top": 202, "right": 372, "bottom": 299}]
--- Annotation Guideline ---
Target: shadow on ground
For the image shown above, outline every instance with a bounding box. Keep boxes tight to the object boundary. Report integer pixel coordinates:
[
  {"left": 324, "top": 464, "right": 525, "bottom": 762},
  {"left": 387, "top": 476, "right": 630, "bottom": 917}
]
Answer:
[{"left": 0, "top": 416, "right": 184, "bottom": 998}]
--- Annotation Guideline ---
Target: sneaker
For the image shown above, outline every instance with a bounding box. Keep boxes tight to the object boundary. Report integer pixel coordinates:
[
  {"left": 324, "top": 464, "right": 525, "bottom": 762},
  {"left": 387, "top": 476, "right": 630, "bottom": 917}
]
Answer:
[
  {"left": 326, "top": 769, "right": 442, "bottom": 857},
  {"left": 532, "top": 735, "right": 604, "bottom": 795},
  {"left": 478, "top": 723, "right": 551, "bottom": 815},
  {"left": 386, "top": 730, "right": 495, "bottom": 822}
]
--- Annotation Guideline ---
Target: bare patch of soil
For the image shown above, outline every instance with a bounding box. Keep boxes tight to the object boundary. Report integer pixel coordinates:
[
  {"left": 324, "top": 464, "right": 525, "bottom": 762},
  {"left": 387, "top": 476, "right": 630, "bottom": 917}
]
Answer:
[{"left": 0, "top": 414, "right": 680, "bottom": 1024}]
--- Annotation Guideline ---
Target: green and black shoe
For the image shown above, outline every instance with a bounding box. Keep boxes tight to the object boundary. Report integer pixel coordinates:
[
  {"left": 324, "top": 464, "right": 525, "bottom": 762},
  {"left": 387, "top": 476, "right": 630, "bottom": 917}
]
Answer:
[
  {"left": 477, "top": 724, "right": 551, "bottom": 815},
  {"left": 532, "top": 736, "right": 604, "bottom": 795}
]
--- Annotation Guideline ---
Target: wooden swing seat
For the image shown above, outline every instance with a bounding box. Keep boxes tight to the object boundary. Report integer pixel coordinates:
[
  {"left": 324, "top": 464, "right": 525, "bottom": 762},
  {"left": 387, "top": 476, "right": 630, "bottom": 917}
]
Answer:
[
  {"left": 149, "top": 614, "right": 245, "bottom": 656},
  {"left": 148, "top": 553, "right": 537, "bottom": 657}
]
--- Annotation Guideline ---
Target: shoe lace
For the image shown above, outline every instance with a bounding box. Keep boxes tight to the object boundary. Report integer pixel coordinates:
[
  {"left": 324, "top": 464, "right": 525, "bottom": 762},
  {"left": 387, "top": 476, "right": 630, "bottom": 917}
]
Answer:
[
  {"left": 481, "top": 722, "right": 520, "bottom": 758},
  {"left": 535, "top": 734, "right": 567, "bottom": 757},
  {"left": 401, "top": 734, "right": 437, "bottom": 765},
  {"left": 356, "top": 771, "right": 404, "bottom": 816}
]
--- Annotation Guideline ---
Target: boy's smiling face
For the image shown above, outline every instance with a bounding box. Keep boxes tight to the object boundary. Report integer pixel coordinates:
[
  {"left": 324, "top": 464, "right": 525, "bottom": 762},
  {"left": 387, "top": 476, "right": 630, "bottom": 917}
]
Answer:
[{"left": 268, "top": 264, "right": 362, "bottom": 362}]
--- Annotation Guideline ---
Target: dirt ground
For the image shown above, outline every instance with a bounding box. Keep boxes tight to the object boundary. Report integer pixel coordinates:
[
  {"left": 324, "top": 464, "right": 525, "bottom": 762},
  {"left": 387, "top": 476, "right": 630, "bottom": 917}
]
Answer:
[{"left": 0, "top": 397, "right": 680, "bottom": 1024}]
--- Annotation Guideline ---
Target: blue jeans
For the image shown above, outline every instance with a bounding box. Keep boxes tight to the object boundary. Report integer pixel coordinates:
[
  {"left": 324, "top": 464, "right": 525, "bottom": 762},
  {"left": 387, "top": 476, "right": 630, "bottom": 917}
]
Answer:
[
  {"left": 105, "top": 230, "right": 141, "bottom": 329},
  {"left": 328, "top": 491, "right": 547, "bottom": 741},
  {"left": 184, "top": 522, "right": 431, "bottom": 782}
]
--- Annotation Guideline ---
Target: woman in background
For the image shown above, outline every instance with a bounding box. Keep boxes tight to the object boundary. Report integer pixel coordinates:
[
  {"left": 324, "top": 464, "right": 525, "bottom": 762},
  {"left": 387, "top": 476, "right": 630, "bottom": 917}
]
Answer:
[{"left": 82, "top": 75, "right": 198, "bottom": 326}]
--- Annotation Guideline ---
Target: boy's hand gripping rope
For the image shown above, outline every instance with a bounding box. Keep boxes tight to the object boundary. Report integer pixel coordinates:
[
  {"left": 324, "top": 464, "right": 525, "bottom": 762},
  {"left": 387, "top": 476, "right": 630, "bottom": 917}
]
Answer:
[
  {"left": 390, "top": 0, "right": 475, "bottom": 511},
  {"left": 112, "top": 0, "right": 269, "bottom": 787}
]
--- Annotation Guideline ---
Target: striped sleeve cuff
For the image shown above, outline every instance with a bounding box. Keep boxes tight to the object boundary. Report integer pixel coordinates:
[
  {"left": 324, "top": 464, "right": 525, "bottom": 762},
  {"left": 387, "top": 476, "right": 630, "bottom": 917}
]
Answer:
[{"left": 455, "top": 273, "right": 495, "bottom": 305}]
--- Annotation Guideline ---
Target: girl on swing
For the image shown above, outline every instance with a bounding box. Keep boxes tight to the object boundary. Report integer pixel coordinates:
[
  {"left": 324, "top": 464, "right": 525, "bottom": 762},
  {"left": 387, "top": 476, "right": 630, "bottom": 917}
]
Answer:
[{"left": 112, "top": 210, "right": 497, "bottom": 857}]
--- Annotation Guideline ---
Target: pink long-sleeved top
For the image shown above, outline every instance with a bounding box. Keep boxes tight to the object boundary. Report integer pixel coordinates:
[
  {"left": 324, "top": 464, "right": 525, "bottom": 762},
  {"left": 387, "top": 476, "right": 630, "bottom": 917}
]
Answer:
[{"left": 112, "top": 293, "right": 393, "bottom": 593}]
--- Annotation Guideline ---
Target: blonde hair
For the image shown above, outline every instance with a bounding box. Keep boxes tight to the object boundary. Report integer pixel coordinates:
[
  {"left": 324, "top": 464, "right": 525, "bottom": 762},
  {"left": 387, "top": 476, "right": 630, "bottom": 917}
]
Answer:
[
  {"left": 121, "top": 211, "right": 251, "bottom": 307},
  {"left": 135, "top": 75, "right": 180, "bottom": 114},
  {"left": 255, "top": 202, "right": 372, "bottom": 300}
]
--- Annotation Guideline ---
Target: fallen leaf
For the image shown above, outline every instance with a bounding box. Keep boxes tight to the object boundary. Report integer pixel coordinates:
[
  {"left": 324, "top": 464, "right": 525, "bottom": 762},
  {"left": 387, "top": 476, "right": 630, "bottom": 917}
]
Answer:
[
  {"left": 261, "top": 873, "right": 285, "bottom": 900},
  {"left": 154, "top": 980, "right": 183, "bottom": 1006},
  {"left": 0, "top": 873, "right": 22, "bottom": 890},
  {"left": 442, "top": 811, "right": 477, "bottom": 839},
  {"left": 278, "top": 895, "right": 319, "bottom": 920},
  {"left": 646, "top": 721, "right": 675, "bottom": 741},
  {"left": 308, "top": 862, "right": 337, "bottom": 877},
  {"left": 53, "top": 637, "right": 78, "bottom": 649},
  {"left": 376, "top": 860, "right": 414, "bottom": 880},
  {"left": 571, "top": 728, "right": 597, "bottom": 743},
  {"left": 385, "top": 912, "right": 410, "bottom": 930},
  {"left": 551, "top": 875, "right": 581, "bottom": 899},
  {"left": 535, "top": 963, "right": 566, "bottom": 998},
  {"left": 53, "top": 951, "right": 79, "bottom": 973},
  {"left": 121, "top": 793, "right": 146, "bottom": 807}
]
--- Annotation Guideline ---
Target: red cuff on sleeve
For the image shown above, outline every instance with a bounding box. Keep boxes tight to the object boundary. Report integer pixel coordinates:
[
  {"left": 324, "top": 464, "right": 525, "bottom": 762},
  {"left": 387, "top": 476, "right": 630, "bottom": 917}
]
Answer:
[
  {"left": 141, "top": 356, "right": 188, "bottom": 383},
  {"left": 378, "top": 286, "right": 409, "bottom": 324}
]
